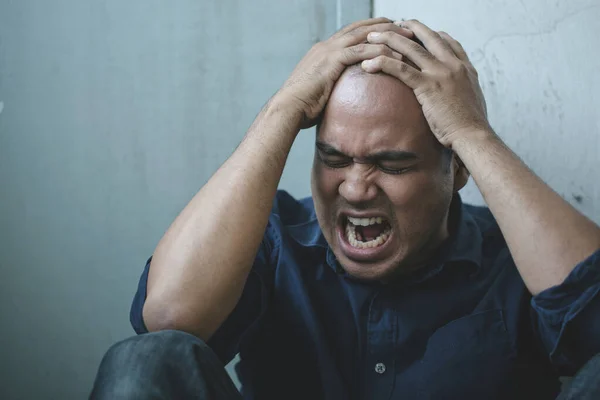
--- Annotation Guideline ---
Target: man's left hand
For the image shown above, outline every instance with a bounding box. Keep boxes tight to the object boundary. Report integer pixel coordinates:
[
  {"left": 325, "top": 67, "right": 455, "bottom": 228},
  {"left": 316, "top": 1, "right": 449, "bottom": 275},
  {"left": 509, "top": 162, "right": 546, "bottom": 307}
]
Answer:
[{"left": 362, "top": 19, "right": 491, "bottom": 148}]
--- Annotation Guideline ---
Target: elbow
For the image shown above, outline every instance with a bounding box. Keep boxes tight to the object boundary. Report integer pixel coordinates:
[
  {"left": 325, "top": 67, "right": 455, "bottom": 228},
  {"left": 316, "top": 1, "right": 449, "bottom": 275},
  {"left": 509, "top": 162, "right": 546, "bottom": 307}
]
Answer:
[{"left": 142, "top": 297, "right": 216, "bottom": 342}]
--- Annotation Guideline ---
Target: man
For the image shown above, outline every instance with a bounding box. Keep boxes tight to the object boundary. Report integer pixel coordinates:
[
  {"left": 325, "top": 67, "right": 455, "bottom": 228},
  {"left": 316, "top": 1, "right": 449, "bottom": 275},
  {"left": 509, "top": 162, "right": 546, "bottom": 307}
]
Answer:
[{"left": 92, "top": 18, "right": 600, "bottom": 399}]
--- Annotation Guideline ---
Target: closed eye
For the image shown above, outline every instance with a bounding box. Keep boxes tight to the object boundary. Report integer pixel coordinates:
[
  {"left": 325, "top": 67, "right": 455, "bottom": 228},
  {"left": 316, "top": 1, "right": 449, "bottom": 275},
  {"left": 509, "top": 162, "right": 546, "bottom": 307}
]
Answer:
[
  {"left": 318, "top": 152, "right": 352, "bottom": 168},
  {"left": 315, "top": 142, "right": 417, "bottom": 174},
  {"left": 377, "top": 165, "right": 412, "bottom": 175}
]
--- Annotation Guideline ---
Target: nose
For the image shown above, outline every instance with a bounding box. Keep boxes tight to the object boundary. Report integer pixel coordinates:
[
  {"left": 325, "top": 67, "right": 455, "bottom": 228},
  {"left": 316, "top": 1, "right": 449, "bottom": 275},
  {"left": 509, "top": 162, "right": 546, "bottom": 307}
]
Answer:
[{"left": 338, "top": 164, "right": 378, "bottom": 205}]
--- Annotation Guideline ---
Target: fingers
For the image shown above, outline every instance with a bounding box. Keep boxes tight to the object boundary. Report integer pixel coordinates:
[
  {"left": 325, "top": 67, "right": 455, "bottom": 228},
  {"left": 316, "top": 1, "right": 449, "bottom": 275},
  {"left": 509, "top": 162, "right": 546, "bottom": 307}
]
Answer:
[
  {"left": 366, "top": 31, "right": 438, "bottom": 70},
  {"left": 398, "top": 20, "right": 456, "bottom": 64},
  {"left": 361, "top": 56, "right": 421, "bottom": 89},
  {"left": 332, "top": 17, "right": 392, "bottom": 39},
  {"left": 438, "top": 31, "right": 469, "bottom": 62},
  {"left": 335, "top": 22, "right": 414, "bottom": 48},
  {"left": 340, "top": 43, "right": 404, "bottom": 67}
]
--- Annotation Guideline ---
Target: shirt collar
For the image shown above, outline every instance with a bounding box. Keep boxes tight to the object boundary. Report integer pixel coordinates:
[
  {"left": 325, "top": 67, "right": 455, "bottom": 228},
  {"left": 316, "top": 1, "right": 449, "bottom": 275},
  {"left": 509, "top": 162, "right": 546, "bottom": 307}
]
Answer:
[
  {"left": 385, "top": 194, "right": 484, "bottom": 285},
  {"left": 286, "top": 217, "right": 328, "bottom": 248},
  {"left": 442, "top": 194, "right": 483, "bottom": 268}
]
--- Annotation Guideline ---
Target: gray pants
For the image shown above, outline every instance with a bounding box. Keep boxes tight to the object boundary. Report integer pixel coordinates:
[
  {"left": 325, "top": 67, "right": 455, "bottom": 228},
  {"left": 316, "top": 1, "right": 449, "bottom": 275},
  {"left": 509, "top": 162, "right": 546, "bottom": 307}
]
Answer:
[
  {"left": 90, "top": 330, "right": 241, "bottom": 400},
  {"left": 91, "top": 330, "right": 600, "bottom": 399},
  {"left": 557, "top": 353, "right": 600, "bottom": 400}
]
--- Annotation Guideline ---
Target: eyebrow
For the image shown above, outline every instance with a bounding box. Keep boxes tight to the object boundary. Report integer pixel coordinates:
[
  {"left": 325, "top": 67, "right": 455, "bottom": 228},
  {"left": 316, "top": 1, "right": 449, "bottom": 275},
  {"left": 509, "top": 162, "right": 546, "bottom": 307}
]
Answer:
[{"left": 315, "top": 141, "right": 419, "bottom": 162}]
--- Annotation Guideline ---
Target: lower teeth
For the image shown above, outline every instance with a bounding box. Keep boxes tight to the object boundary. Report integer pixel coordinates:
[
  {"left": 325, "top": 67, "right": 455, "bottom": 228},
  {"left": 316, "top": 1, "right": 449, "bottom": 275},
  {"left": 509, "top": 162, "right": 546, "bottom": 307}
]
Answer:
[{"left": 345, "top": 224, "right": 390, "bottom": 249}]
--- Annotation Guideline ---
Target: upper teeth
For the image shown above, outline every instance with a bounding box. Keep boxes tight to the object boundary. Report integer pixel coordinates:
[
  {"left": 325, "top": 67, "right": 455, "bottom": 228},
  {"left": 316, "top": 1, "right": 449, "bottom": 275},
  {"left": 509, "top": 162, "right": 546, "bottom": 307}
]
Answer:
[{"left": 347, "top": 216, "right": 384, "bottom": 226}]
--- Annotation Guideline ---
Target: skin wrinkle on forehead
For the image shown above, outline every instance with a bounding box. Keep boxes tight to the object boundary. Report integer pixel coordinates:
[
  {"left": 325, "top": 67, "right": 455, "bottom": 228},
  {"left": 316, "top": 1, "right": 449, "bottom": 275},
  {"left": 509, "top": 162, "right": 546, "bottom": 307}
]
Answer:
[
  {"left": 319, "top": 64, "right": 452, "bottom": 169},
  {"left": 320, "top": 65, "right": 439, "bottom": 160}
]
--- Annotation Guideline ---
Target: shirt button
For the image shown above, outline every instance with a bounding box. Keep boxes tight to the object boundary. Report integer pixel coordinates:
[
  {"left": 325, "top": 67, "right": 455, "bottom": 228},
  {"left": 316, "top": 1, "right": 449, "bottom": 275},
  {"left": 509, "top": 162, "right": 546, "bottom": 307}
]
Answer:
[{"left": 374, "top": 362, "right": 386, "bottom": 374}]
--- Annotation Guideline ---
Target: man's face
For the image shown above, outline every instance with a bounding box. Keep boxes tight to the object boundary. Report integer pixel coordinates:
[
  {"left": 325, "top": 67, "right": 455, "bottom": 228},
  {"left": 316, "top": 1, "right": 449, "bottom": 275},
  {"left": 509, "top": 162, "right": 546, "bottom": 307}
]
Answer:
[{"left": 311, "top": 67, "right": 464, "bottom": 281}]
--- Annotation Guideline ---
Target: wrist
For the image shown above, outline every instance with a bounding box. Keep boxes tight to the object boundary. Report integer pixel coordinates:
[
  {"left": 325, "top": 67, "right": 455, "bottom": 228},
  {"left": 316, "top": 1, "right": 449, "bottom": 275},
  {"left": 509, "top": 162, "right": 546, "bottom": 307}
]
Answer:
[
  {"left": 269, "top": 90, "right": 305, "bottom": 121},
  {"left": 253, "top": 93, "right": 302, "bottom": 136},
  {"left": 448, "top": 127, "right": 499, "bottom": 153},
  {"left": 245, "top": 93, "right": 304, "bottom": 151}
]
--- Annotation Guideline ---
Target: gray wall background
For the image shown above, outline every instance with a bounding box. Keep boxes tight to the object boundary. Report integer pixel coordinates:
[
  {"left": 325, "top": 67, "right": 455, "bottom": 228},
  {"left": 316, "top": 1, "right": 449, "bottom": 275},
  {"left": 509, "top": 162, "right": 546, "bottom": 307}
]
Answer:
[
  {"left": 0, "top": 1, "right": 368, "bottom": 398},
  {"left": 1, "top": 0, "right": 598, "bottom": 399},
  {"left": 375, "top": 0, "right": 600, "bottom": 224}
]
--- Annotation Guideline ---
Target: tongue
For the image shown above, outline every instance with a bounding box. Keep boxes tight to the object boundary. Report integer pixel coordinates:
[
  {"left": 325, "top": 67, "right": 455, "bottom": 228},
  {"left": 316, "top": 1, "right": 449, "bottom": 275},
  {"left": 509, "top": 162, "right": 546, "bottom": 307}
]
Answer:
[{"left": 359, "top": 223, "right": 386, "bottom": 241}]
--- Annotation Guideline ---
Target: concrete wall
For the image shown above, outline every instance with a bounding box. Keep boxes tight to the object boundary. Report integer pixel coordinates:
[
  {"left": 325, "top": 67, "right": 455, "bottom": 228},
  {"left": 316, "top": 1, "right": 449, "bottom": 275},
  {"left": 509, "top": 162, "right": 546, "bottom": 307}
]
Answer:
[
  {"left": 0, "top": 1, "right": 368, "bottom": 398},
  {"left": 374, "top": 0, "right": 600, "bottom": 224},
  {"left": 2, "top": 0, "right": 597, "bottom": 398}
]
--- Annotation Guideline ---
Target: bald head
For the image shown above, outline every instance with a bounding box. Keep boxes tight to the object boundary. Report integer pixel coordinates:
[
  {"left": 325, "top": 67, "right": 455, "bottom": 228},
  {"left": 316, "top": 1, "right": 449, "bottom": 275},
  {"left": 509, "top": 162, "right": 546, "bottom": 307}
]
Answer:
[
  {"left": 319, "top": 64, "right": 429, "bottom": 141},
  {"left": 317, "top": 64, "right": 452, "bottom": 171},
  {"left": 333, "top": 64, "right": 419, "bottom": 116}
]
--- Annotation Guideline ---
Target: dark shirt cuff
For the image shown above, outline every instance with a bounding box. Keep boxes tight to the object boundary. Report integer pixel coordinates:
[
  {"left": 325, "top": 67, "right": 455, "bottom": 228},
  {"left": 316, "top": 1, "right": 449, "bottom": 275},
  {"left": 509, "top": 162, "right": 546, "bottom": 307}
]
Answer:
[{"left": 531, "top": 248, "right": 600, "bottom": 367}]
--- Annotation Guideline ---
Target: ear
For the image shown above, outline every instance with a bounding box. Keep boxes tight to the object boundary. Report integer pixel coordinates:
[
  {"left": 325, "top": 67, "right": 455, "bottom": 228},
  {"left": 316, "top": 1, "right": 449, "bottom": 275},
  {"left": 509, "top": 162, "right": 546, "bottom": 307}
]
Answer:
[{"left": 452, "top": 154, "right": 470, "bottom": 192}]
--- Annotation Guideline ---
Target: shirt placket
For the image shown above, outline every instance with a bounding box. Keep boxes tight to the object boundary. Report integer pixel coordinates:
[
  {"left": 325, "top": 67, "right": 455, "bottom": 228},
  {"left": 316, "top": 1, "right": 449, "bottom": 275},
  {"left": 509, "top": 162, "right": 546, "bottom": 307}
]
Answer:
[{"left": 364, "top": 292, "right": 397, "bottom": 400}]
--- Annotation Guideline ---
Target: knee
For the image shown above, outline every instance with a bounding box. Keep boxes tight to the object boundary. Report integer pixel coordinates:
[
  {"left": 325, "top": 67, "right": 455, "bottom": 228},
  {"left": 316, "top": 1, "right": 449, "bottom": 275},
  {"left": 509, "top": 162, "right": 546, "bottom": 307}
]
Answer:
[
  {"left": 576, "top": 353, "right": 600, "bottom": 377},
  {"left": 101, "top": 329, "right": 206, "bottom": 369},
  {"left": 91, "top": 330, "right": 206, "bottom": 398},
  {"left": 560, "top": 353, "right": 600, "bottom": 400}
]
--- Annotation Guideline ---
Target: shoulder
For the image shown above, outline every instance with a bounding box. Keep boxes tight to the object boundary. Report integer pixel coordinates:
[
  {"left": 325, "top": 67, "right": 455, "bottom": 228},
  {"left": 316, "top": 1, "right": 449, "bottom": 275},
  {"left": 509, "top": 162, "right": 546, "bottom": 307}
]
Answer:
[
  {"left": 462, "top": 202, "right": 515, "bottom": 272},
  {"left": 271, "top": 190, "right": 317, "bottom": 226},
  {"left": 268, "top": 190, "right": 326, "bottom": 249},
  {"left": 463, "top": 203, "right": 502, "bottom": 239}
]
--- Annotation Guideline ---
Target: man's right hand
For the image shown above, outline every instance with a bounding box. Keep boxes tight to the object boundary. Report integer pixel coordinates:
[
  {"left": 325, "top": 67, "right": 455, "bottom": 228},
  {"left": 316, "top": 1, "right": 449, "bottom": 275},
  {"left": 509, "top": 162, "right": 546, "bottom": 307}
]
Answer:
[
  {"left": 144, "top": 18, "right": 414, "bottom": 341},
  {"left": 276, "top": 17, "right": 414, "bottom": 129}
]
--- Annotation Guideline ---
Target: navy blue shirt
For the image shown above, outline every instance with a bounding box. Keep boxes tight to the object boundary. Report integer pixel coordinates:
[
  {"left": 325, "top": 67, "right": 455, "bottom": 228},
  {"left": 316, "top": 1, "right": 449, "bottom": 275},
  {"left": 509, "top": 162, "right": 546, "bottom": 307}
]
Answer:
[{"left": 131, "top": 191, "right": 600, "bottom": 400}]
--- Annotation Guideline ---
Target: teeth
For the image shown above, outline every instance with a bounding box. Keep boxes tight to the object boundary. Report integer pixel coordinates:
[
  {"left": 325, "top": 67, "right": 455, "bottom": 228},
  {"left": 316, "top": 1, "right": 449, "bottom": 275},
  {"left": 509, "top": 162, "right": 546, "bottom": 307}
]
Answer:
[
  {"left": 345, "top": 223, "right": 391, "bottom": 250},
  {"left": 347, "top": 217, "right": 369, "bottom": 226},
  {"left": 347, "top": 216, "right": 385, "bottom": 226}
]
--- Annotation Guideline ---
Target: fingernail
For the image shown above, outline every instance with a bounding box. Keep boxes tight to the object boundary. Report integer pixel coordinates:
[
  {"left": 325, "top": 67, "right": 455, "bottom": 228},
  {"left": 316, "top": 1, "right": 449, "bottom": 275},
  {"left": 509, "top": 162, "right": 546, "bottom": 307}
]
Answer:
[
  {"left": 362, "top": 60, "right": 374, "bottom": 68},
  {"left": 368, "top": 32, "right": 381, "bottom": 39}
]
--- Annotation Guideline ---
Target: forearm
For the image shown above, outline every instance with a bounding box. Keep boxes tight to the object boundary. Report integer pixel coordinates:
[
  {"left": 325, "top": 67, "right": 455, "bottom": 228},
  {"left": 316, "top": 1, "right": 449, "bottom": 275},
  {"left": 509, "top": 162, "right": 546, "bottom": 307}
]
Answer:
[
  {"left": 452, "top": 129, "right": 600, "bottom": 295},
  {"left": 144, "top": 95, "right": 301, "bottom": 340}
]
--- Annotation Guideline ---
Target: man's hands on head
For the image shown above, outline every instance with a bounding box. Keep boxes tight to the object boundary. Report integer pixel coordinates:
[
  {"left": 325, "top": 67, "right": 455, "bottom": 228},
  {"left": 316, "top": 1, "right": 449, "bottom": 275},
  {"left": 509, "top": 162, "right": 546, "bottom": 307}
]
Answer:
[
  {"left": 276, "top": 17, "right": 413, "bottom": 129},
  {"left": 361, "top": 19, "right": 491, "bottom": 148},
  {"left": 359, "top": 20, "right": 600, "bottom": 297}
]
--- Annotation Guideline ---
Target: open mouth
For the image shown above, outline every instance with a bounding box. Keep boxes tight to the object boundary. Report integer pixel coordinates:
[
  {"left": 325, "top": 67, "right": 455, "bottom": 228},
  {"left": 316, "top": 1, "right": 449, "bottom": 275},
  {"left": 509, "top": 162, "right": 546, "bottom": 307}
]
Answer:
[{"left": 344, "top": 216, "right": 392, "bottom": 249}]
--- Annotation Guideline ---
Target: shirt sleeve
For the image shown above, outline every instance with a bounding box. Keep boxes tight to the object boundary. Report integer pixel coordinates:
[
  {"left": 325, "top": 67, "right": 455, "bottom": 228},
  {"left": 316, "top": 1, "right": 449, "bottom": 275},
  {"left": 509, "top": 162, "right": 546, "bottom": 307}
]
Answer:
[
  {"left": 129, "top": 218, "right": 281, "bottom": 364},
  {"left": 530, "top": 248, "right": 600, "bottom": 375},
  {"left": 130, "top": 257, "right": 152, "bottom": 334}
]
